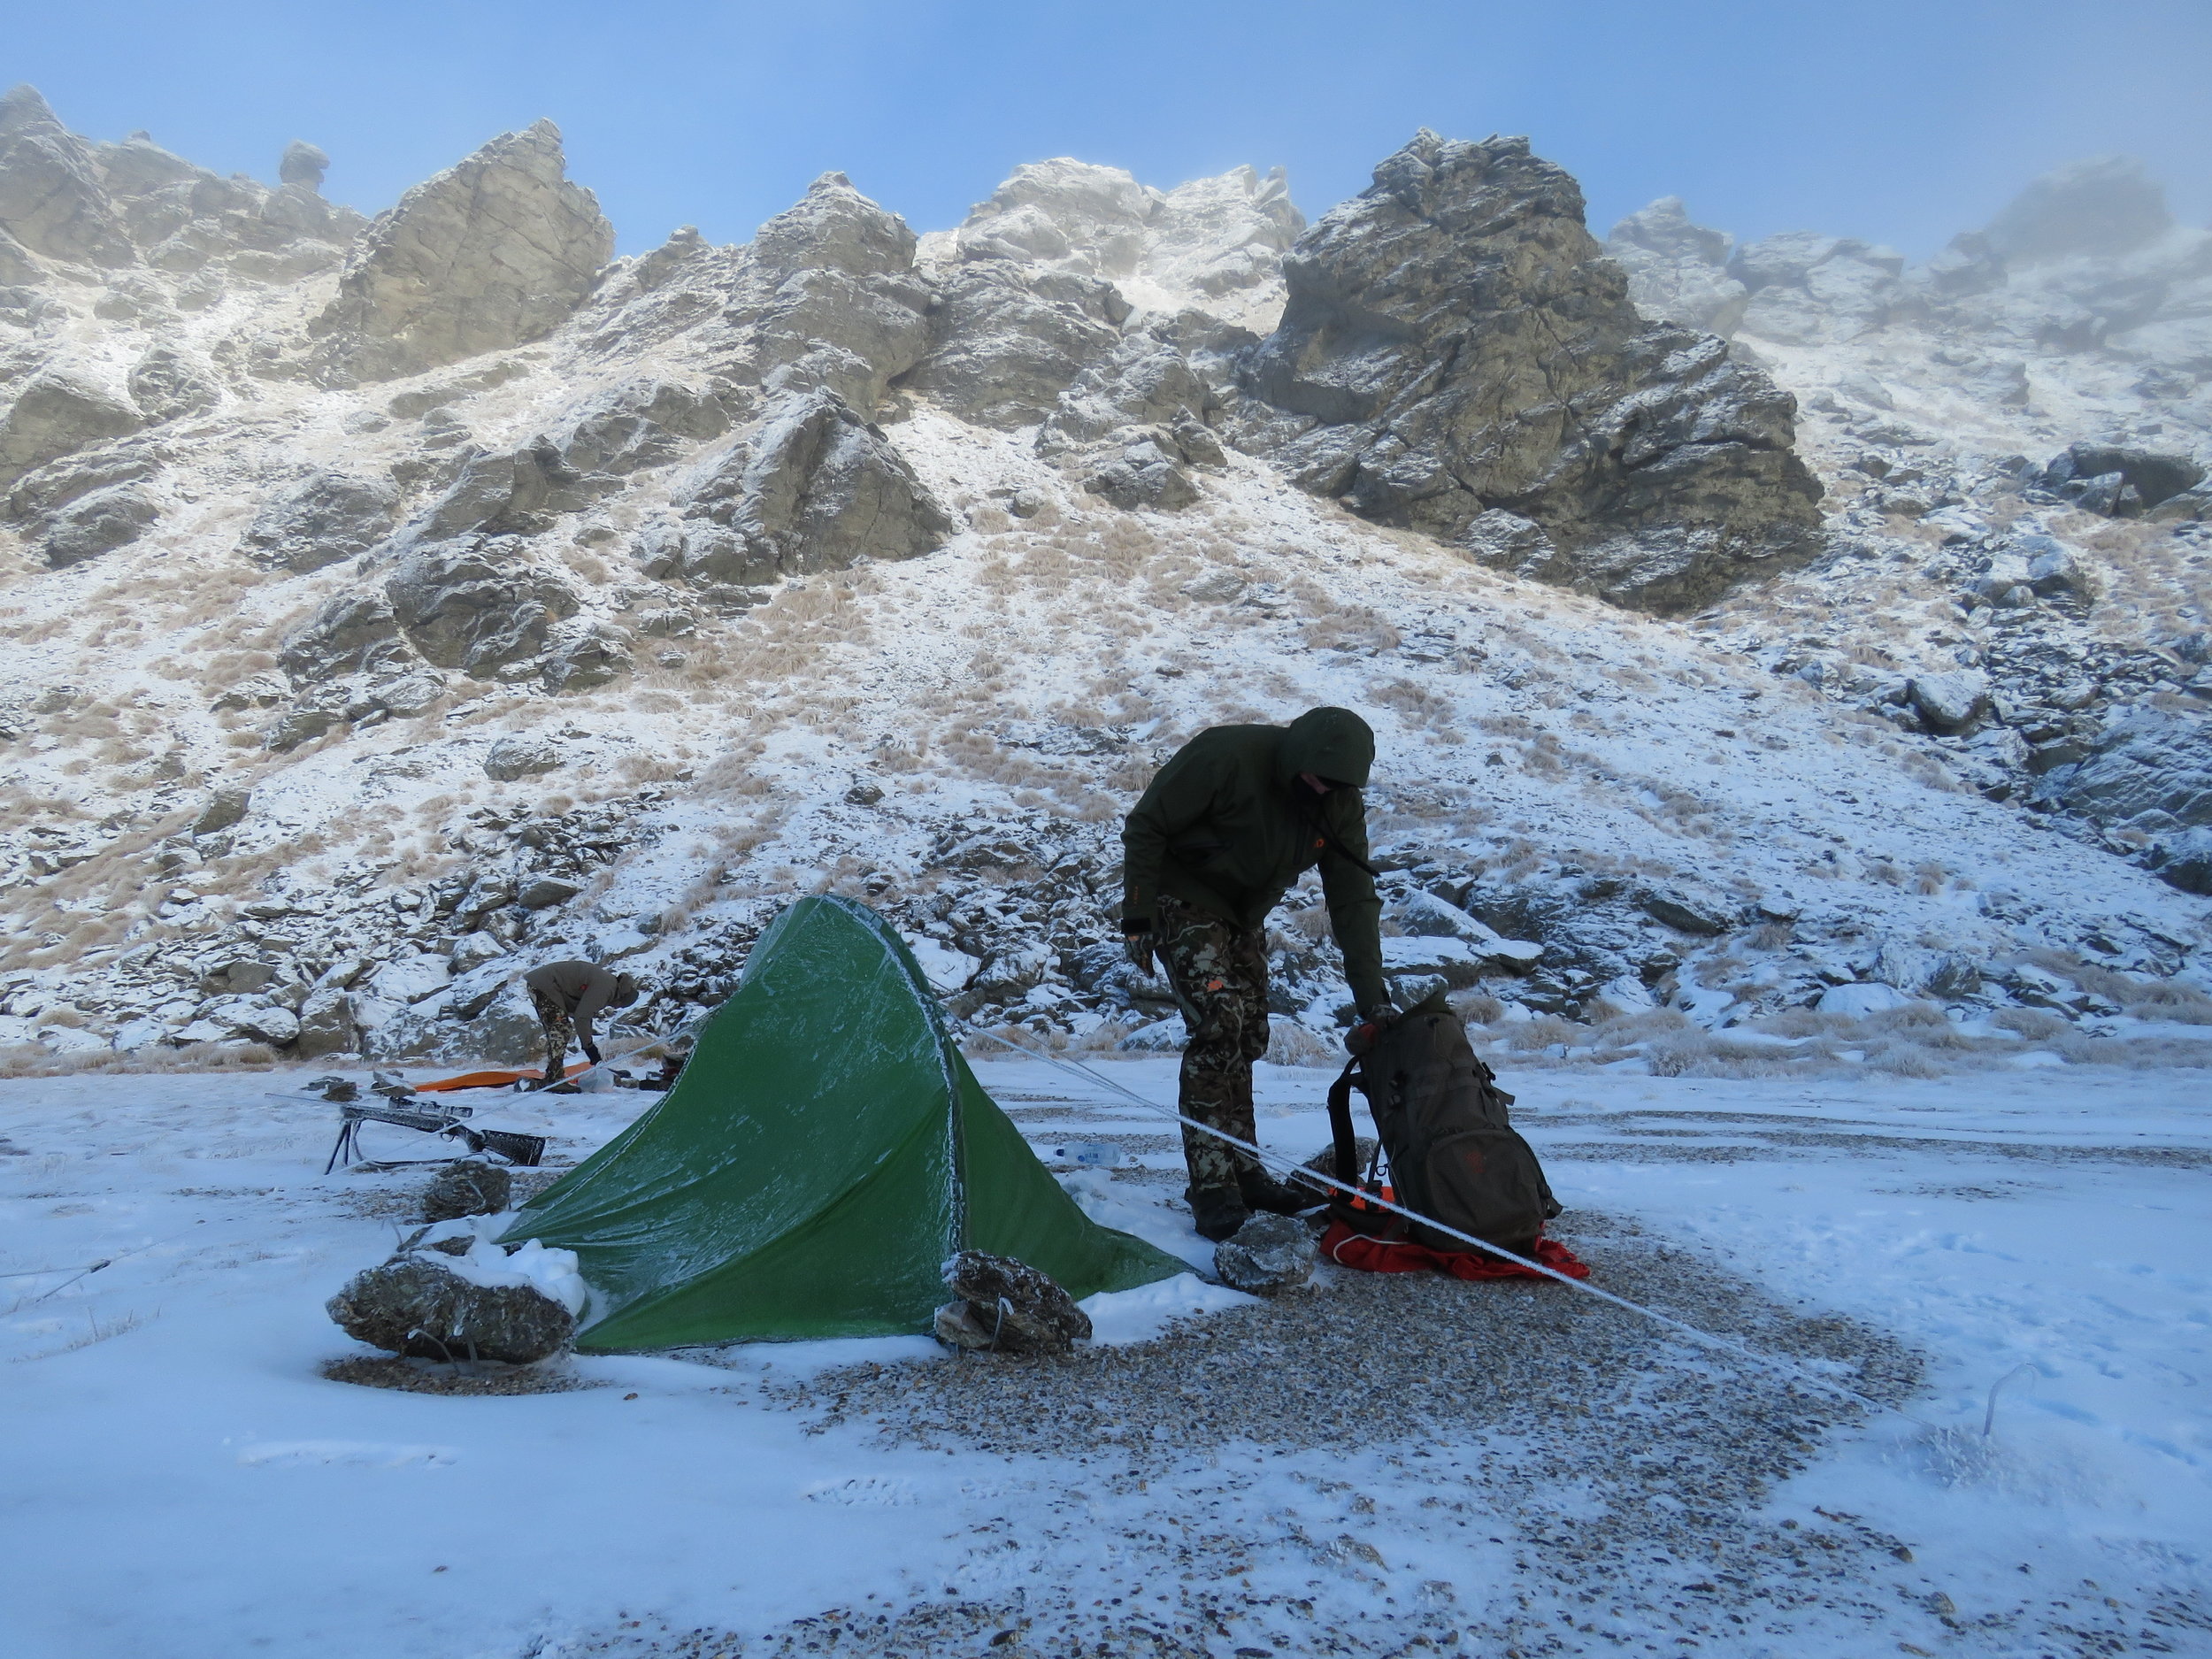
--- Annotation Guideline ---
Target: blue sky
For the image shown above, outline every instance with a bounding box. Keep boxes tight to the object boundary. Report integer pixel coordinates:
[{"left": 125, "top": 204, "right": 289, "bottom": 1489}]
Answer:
[{"left": 12, "top": 1, "right": 2209, "bottom": 259}]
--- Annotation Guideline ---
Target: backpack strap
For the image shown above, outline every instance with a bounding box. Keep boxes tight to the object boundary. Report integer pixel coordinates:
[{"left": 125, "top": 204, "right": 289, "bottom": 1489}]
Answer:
[{"left": 1326, "top": 1055, "right": 1363, "bottom": 1186}]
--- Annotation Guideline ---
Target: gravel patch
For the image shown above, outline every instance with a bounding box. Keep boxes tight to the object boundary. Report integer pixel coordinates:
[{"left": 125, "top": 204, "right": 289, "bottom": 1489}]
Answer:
[{"left": 319, "top": 1354, "right": 596, "bottom": 1395}]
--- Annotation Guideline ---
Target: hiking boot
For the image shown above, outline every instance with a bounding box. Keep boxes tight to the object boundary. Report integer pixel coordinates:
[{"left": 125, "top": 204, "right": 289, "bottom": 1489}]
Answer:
[
  {"left": 1239, "top": 1170, "right": 1316, "bottom": 1217},
  {"left": 1187, "top": 1185, "right": 1251, "bottom": 1242}
]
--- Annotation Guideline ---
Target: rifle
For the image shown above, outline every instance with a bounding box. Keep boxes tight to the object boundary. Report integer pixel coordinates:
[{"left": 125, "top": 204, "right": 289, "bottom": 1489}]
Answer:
[{"left": 321, "top": 1096, "right": 547, "bottom": 1174}]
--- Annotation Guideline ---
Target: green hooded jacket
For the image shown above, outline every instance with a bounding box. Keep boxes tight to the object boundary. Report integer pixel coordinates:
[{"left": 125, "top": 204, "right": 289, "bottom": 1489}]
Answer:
[{"left": 1121, "top": 707, "right": 1386, "bottom": 1011}]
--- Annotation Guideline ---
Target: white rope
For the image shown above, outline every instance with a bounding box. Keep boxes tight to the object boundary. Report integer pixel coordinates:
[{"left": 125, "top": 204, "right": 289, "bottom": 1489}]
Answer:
[{"left": 964, "top": 1021, "right": 1924, "bottom": 1425}]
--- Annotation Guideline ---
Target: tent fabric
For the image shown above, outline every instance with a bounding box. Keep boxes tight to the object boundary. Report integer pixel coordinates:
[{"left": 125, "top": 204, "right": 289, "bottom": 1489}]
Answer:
[
  {"left": 1317, "top": 1219, "right": 1590, "bottom": 1282},
  {"left": 500, "top": 895, "right": 1183, "bottom": 1350}
]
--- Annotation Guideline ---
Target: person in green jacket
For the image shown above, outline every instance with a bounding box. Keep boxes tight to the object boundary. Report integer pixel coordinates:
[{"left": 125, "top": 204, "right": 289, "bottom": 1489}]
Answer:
[{"left": 1121, "top": 706, "right": 1392, "bottom": 1240}]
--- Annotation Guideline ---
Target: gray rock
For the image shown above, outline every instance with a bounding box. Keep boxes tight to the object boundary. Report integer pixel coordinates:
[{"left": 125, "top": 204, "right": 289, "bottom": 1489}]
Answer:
[
  {"left": 483, "top": 733, "right": 561, "bottom": 780},
  {"left": 219, "top": 1001, "right": 299, "bottom": 1047},
  {"left": 0, "top": 86, "right": 134, "bottom": 267},
  {"left": 2040, "top": 443, "right": 2201, "bottom": 516},
  {"left": 2150, "top": 828, "right": 2212, "bottom": 896},
  {"left": 1604, "top": 197, "right": 1749, "bottom": 337},
  {"left": 552, "top": 376, "right": 728, "bottom": 478},
  {"left": 1909, "top": 670, "right": 1992, "bottom": 733},
  {"left": 3, "top": 440, "right": 155, "bottom": 528},
  {"left": 903, "top": 263, "right": 1128, "bottom": 429},
  {"left": 516, "top": 874, "right": 581, "bottom": 910},
  {"left": 2032, "top": 708, "right": 2212, "bottom": 827},
  {"left": 1981, "top": 155, "right": 2171, "bottom": 265},
  {"left": 37, "top": 482, "right": 158, "bottom": 567},
  {"left": 933, "top": 1249, "right": 1090, "bottom": 1356},
  {"left": 242, "top": 471, "right": 397, "bottom": 572},
  {"left": 384, "top": 541, "right": 580, "bottom": 675},
  {"left": 1212, "top": 1212, "right": 1317, "bottom": 1296},
  {"left": 657, "top": 390, "right": 950, "bottom": 586},
  {"left": 192, "top": 787, "right": 251, "bottom": 835},
  {"left": 294, "top": 986, "right": 359, "bottom": 1057},
  {"left": 279, "top": 141, "right": 329, "bottom": 189},
  {"left": 422, "top": 1159, "right": 512, "bottom": 1222},
  {"left": 279, "top": 587, "right": 414, "bottom": 685},
  {"left": 1233, "top": 132, "right": 1823, "bottom": 613},
  {"left": 326, "top": 1252, "right": 573, "bottom": 1363},
  {"left": 1637, "top": 889, "right": 1732, "bottom": 934},
  {"left": 0, "top": 370, "right": 143, "bottom": 491},
  {"left": 311, "top": 119, "right": 613, "bottom": 382},
  {"left": 126, "top": 347, "right": 221, "bottom": 423},
  {"left": 542, "top": 623, "right": 632, "bottom": 694}
]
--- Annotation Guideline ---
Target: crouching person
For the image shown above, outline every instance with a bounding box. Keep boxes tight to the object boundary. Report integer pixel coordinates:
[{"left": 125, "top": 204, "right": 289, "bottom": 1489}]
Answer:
[
  {"left": 523, "top": 960, "right": 640, "bottom": 1088},
  {"left": 1120, "top": 707, "right": 1393, "bottom": 1241}
]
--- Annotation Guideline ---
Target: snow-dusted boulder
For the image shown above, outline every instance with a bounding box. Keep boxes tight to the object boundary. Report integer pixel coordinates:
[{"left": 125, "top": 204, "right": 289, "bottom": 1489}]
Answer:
[
  {"left": 0, "top": 370, "right": 144, "bottom": 491},
  {"left": 1233, "top": 131, "right": 1824, "bottom": 613},
  {"left": 384, "top": 541, "right": 580, "bottom": 676},
  {"left": 643, "top": 390, "right": 951, "bottom": 586},
  {"left": 242, "top": 471, "right": 397, "bottom": 572},
  {"left": 37, "top": 482, "right": 159, "bottom": 567},
  {"left": 483, "top": 733, "right": 561, "bottom": 781}
]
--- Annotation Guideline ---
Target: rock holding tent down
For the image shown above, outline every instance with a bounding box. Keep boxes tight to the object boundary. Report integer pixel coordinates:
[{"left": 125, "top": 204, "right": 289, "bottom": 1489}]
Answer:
[
  {"left": 326, "top": 1242, "right": 576, "bottom": 1363},
  {"left": 422, "top": 1159, "right": 512, "bottom": 1222},
  {"left": 1212, "top": 1213, "right": 1316, "bottom": 1295},
  {"left": 933, "top": 1249, "right": 1092, "bottom": 1356}
]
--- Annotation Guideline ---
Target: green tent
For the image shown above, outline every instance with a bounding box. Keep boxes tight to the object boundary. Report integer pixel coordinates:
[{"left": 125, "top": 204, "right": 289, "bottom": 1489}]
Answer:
[{"left": 501, "top": 894, "right": 1183, "bottom": 1350}]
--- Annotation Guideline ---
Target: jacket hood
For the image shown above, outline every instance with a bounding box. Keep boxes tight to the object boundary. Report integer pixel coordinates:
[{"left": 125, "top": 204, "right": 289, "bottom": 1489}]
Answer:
[{"left": 1279, "top": 706, "right": 1375, "bottom": 788}]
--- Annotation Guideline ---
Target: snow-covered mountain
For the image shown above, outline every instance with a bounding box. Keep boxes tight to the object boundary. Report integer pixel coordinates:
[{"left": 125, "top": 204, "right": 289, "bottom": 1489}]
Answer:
[{"left": 0, "top": 82, "right": 2206, "bottom": 1071}]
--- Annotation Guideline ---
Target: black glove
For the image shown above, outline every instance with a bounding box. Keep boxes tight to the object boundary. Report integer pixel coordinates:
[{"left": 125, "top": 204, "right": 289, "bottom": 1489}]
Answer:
[
  {"left": 1121, "top": 918, "right": 1156, "bottom": 977},
  {"left": 581, "top": 1041, "right": 603, "bottom": 1065}
]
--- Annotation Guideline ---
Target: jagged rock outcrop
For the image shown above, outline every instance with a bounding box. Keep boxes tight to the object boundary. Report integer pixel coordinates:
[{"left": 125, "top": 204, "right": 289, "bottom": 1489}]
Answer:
[
  {"left": 1604, "top": 197, "right": 1749, "bottom": 337},
  {"left": 311, "top": 120, "right": 612, "bottom": 382},
  {"left": 242, "top": 471, "right": 398, "bottom": 572},
  {"left": 0, "top": 85, "right": 134, "bottom": 267},
  {"left": 903, "top": 157, "right": 1304, "bottom": 429},
  {"left": 1233, "top": 131, "right": 1824, "bottom": 611},
  {"left": 1035, "top": 311, "right": 1241, "bottom": 508},
  {"left": 639, "top": 390, "right": 951, "bottom": 586},
  {"left": 280, "top": 587, "right": 411, "bottom": 687},
  {"left": 903, "top": 262, "right": 1129, "bottom": 428}
]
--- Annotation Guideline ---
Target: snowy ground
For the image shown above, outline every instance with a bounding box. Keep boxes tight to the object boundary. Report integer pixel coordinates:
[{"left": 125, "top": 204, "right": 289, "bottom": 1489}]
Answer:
[{"left": 2, "top": 1056, "right": 2208, "bottom": 1658}]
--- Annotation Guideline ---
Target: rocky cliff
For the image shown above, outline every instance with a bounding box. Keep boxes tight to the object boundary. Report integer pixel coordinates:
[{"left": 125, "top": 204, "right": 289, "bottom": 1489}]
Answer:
[{"left": 0, "top": 85, "right": 2206, "bottom": 1071}]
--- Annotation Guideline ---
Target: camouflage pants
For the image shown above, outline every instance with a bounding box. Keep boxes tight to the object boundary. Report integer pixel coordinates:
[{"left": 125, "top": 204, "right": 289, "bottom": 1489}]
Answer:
[
  {"left": 531, "top": 989, "right": 576, "bottom": 1079},
  {"left": 1156, "top": 894, "right": 1271, "bottom": 1194}
]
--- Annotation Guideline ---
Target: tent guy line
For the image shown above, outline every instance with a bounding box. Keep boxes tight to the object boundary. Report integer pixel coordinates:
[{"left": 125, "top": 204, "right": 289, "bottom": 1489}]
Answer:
[{"left": 964, "top": 1020, "right": 1941, "bottom": 1430}]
